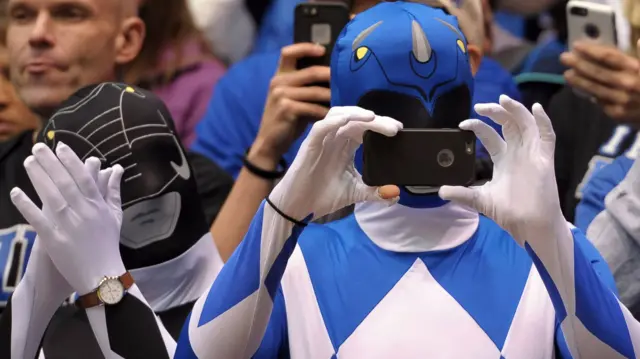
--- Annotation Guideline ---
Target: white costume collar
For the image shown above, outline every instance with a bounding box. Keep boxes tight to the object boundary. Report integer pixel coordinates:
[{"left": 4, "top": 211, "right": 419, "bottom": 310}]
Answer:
[
  {"left": 354, "top": 201, "right": 479, "bottom": 253},
  {"left": 130, "top": 233, "right": 223, "bottom": 312}
]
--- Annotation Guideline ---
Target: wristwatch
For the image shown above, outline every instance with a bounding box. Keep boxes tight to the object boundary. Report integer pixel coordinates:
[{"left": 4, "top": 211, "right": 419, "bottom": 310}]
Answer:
[{"left": 76, "top": 272, "right": 135, "bottom": 308}]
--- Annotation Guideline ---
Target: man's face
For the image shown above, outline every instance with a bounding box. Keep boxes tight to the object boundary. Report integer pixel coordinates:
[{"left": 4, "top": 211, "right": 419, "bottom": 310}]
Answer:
[
  {"left": 6, "top": 0, "right": 126, "bottom": 116},
  {"left": 0, "top": 44, "right": 38, "bottom": 140}
]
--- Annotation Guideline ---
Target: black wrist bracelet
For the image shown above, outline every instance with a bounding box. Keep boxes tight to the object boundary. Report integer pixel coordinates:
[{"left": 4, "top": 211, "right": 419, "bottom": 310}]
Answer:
[
  {"left": 243, "top": 149, "right": 287, "bottom": 180},
  {"left": 265, "top": 197, "right": 308, "bottom": 227}
]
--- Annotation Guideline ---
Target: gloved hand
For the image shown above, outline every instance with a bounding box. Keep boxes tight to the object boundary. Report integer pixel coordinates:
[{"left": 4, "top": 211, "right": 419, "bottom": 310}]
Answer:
[
  {"left": 8, "top": 156, "right": 116, "bottom": 359},
  {"left": 10, "top": 142, "right": 125, "bottom": 295},
  {"left": 269, "top": 106, "right": 403, "bottom": 221},
  {"left": 439, "top": 95, "right": 565, "bottom": 245}
]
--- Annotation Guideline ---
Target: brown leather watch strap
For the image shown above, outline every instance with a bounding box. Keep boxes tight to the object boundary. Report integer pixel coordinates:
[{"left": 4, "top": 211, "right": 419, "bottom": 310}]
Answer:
[
  {"left": 76, "top": 271, "right": 135, "bottom": 309},
  {"left": 120, "top": 271, "right": 135, "bottom": 290}
]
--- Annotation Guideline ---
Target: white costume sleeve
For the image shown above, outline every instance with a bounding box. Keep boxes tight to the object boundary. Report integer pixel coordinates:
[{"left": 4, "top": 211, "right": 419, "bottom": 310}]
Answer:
[{"left": 175, "top": 200, "right": 308, "bottom": 358}]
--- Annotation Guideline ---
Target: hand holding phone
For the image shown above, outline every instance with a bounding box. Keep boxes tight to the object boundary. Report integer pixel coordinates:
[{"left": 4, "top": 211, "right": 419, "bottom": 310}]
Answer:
[
  {"left": 362, "top": 129, "right": 477, "bottom": 187},
  {"left": 251, "top": 43, "right": 332, "bottom": 163}
]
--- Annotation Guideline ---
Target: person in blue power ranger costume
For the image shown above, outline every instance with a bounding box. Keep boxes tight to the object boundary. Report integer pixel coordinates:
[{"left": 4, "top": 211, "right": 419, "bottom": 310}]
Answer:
[
  {"left": 191, "top": 0, "right": 519, "bottom": 179},
  {"left": 9, "top": 2, "right": 640, "bottom": 359},
  {"left": 171, "top": 3, "right": 640, "bottom": 358},
  {"left": 575, "top": 155, "right": 640, "bottom": 318}
]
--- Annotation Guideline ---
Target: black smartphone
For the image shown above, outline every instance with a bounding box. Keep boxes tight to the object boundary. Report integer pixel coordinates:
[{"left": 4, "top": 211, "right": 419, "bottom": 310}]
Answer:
[
  {"left": 362, "top": 129, "right": 477, "bottom": 187},
  {"left": 294, "top": 2, "right": 350, "bottom": 70}
]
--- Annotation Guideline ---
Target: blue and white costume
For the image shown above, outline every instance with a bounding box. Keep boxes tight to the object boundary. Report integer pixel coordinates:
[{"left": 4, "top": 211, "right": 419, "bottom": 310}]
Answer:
[{"left": 176, "top": 3, "right": 640, "bottom": 359}]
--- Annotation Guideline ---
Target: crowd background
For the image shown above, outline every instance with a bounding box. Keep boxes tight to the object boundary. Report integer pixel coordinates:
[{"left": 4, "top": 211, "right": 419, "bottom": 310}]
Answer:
[{"left": 2, "top": 0, "right": 640, "bottom": 354}]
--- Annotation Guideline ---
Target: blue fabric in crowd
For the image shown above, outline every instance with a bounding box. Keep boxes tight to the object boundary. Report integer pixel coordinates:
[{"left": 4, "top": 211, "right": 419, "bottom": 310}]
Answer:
[{"left": 251, "top": 0, "right": 303, "bottom": 55}]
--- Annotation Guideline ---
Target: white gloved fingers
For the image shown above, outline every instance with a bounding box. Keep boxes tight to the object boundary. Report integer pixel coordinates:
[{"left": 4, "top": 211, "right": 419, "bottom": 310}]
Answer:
[
  {"left": 56, "top": 143, "right": 101, "bottom": 201},
  {"left": 32, "top": 143, "right": 82, "bottom": 209},
  {"left": 532, "top": 103, "right": 556, "bottom": 156},
  {"left": 326, "top": 106, "right": 375, "bottom": 119},
  {"left": 10, "top": 188, "right": 55, "bottom": 238},
  {"left": 474, "top": 103, "right": 510, "bottom": 126},
  {"left": 23, "top": 155, "right": 68, "bottom": 212},
  {"left": 307, "top": 107, "right": 375, "bottom": 148},
  {"left": 84, "top": 157, "right": 102, "bottom": 184},
  {"left": 459, "top": 120, "right": 506, "bottom": 160},
  {"left": 475, "top": 102, "right": 522, "bottom": 148},
  {"left": 354, "top": 182, "right": 400, "bottom": 206},
  {"left": 107, "top": 165, "right": 124, "bottom": 213},
  {"left": 439, "top": 185, "right": 483, "bottom": 213},
  {"left": 499, "top": 95, "right": 539, "bottom": 142},
  {"left": 97, "top": 167, "right": 113, "bottom": 200},
  {"left": 335, "top": 115, "right": 403, "bottom": 142}
]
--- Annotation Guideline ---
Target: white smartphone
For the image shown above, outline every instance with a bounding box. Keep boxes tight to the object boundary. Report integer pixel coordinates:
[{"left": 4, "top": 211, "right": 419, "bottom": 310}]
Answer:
[{"left": 566, "top": 0, "right": 617, "bottom": 49}]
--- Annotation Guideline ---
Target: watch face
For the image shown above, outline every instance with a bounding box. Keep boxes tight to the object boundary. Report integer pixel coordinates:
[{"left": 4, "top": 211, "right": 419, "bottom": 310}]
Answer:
[{"left": 97, "top": 278, "right": 125, "bottom": 305}]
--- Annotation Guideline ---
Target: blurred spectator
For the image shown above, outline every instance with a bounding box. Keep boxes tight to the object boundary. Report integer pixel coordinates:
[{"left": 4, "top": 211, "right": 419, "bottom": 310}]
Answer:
[
  {"left": 493, "top": 0, "right": 560, "bottom": 16},
  {"left": 0, "top": 10, "right": 38, "bottom": 141},
  {"left": 459, "top": 0, "right": 521, "bottom": 136},
  {"left": 125, "top": 0, "right": 226, "bottom": 147},
  {"left": 187, "top": 0, "right": 256, "bottom": 64},
  {"left": 549, "top": 1, "right": 640, "bottom": 222},
  {"left": 575, "top": 155, "right": 640, "bottom": 318},
  {"left": 508, "top": 0, "right": 568, "bottom": 110},
  {"left": 251, "top": 0, "right": 303, "bottom": 54}
]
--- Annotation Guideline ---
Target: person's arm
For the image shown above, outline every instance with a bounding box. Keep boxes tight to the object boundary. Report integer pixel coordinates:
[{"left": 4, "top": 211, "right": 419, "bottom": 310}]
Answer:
[
  {"left": 0, "top": 239, "right": 71, "bottom": 359},
  {"left": 10, "top": 144, "right": 178, "bottom": 359},
  {"left": 581, "top": 156, "right": 640, "bottom": 313},
  {"left": 203, "top": 44, "right": 331, "bottom": 262},
  {"left": 209, "top": 146, "right": 278, "bottom": 261},
  {"left": 525, "top": 220, "right": 640, "bottom": 358},
  {"left": 439, "top": 97, "right": 640, "bottom": 358},
  {"left": 177, "top": 107, "right": 402, "bottom": 358},
  {"left": 175, "top": 200, "right": 304, "bottom": 358}
]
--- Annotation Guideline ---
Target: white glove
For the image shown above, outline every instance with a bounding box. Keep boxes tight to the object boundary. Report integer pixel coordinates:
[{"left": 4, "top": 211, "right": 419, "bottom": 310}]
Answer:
[
  {"left": 10, "top": 142, "right": 125, "bottom": 295},
  {"left": 439, "top": 95, "right": 565, "bottom": 245},
  {"left": 270, "top": 106, "right": 403, "bottom": 221},
  {"left": 8, "top": 156, "right": 115, "bottom": 359}
]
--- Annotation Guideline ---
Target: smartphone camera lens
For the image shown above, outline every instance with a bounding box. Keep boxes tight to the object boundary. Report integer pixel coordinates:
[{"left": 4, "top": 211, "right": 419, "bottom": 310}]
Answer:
[
  {"left": 465, "top": 142, "right": 473, "bottom": 155},
  {"left": 584, "top": 23, "right": 600, "bottom": 39},
  {"left": 310, "top": 7, "right": 317, "bottom": 15},
  {"left": 570, "top": 6, "right": 588, "bottom": 17},
  {"left": 437, "top": 149, "right": 455, "bottom": 168}
]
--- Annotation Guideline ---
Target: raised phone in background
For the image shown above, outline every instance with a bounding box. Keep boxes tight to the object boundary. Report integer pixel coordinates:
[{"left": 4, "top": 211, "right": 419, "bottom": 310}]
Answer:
[
  {"left": 567, "top": 0, "right": 617, "bottom": 49},
  {"left": 294, "top": 1, "right": 351, "bottom": 69}
]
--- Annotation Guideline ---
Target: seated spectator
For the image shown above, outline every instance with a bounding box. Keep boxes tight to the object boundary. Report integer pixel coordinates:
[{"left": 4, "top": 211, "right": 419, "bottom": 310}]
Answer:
[
  {"left": 124, "top": 0, "right": 227, "bottom": 147},
  {"left": 499, "top": 0, "right": 567, "bottom": 110},
  {"left": 461, "top": 0, "right": 521, "bottom": 135},
  {"left": 575, "top": 155, "right": 640, "bottom": 318},
  {"left": 0, "top": 2, "right": 37, "bottom": 141},
  {"left": 549, "top": 0, "right": 640, "bottom": 222}
]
